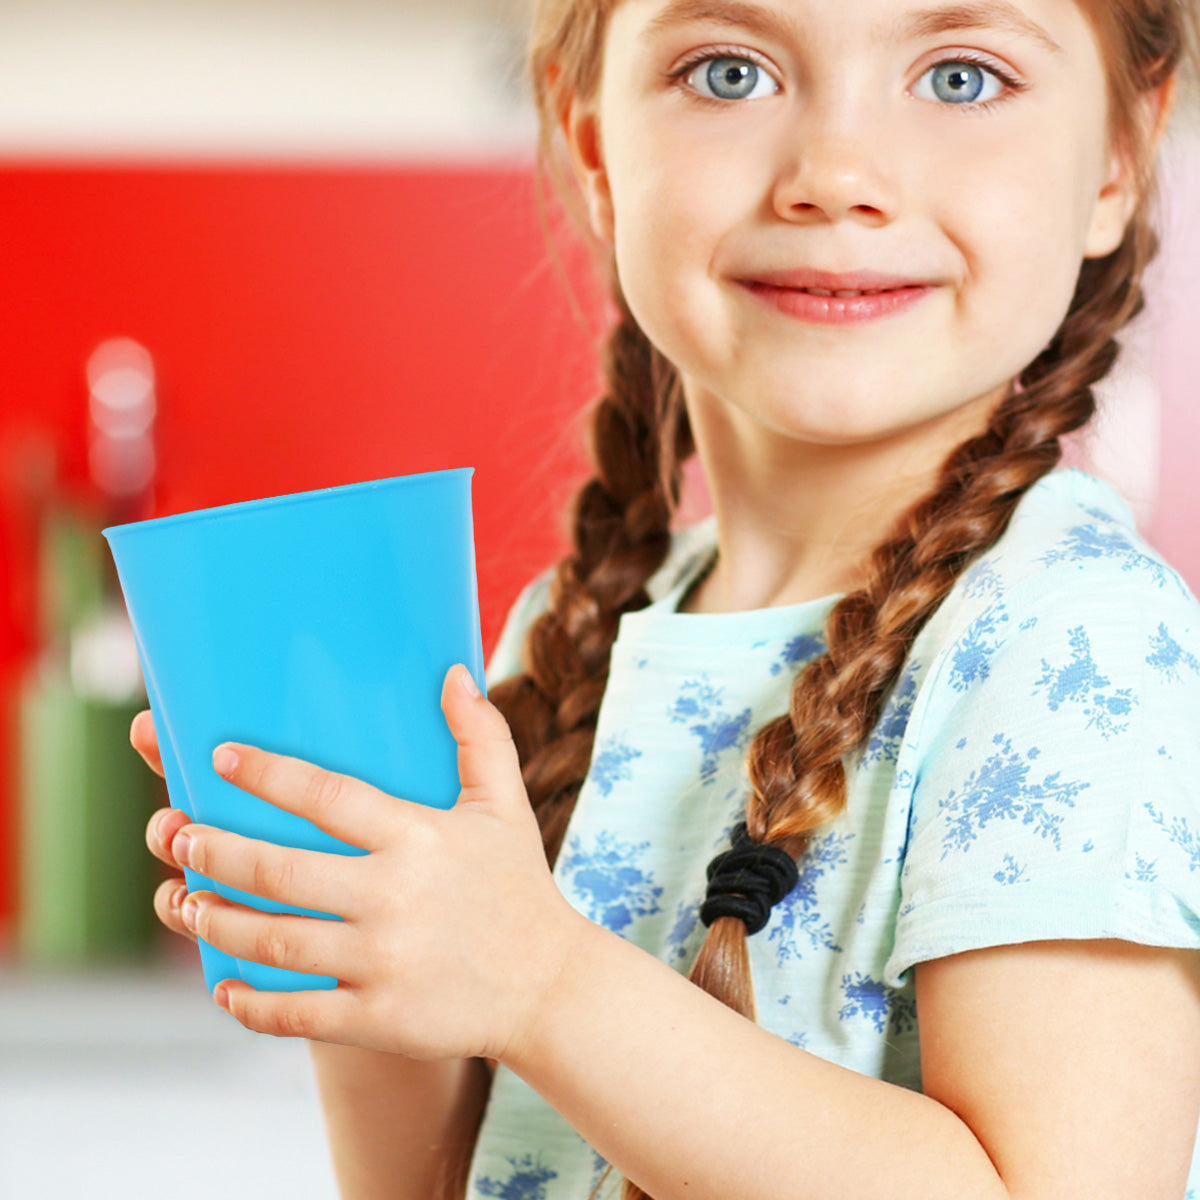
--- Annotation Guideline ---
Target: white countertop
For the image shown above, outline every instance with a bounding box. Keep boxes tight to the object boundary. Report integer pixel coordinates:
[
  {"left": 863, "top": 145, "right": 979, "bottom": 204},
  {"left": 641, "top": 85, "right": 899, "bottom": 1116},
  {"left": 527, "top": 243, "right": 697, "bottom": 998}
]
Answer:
[{"left": 0, "top": 948, "right": 339, "bottom": 1200}]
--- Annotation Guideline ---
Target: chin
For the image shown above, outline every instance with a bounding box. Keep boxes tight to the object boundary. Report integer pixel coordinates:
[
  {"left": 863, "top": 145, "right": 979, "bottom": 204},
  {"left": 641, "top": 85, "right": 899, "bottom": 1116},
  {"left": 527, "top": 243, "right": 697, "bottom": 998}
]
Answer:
[{"left": 759, "top": 402, "right": 908, "bottom": 447}]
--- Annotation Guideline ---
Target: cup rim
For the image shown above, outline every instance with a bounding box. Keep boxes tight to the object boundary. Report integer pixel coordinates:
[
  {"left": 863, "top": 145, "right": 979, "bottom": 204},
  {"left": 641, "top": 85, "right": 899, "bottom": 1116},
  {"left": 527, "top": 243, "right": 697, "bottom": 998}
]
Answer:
[{"left": 102, "top": 467, "right": 474, "bottom": 540}]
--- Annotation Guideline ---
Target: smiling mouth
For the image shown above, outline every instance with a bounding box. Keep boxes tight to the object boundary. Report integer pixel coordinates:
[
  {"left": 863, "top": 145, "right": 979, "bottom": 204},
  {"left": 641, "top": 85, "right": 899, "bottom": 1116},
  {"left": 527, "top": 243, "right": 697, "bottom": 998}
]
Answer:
[{"left": 738, "top": 280, "right": 934, "bottom": 324}]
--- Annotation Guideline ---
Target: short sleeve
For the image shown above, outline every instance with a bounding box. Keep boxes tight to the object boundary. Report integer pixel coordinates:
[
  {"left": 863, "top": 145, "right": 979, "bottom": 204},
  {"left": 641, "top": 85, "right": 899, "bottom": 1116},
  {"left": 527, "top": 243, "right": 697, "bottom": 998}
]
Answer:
[
  {"left": 885, "top": 564, "right": 1200, "bottom": 987},
  {"left": 483, "top": 567, "right": 554, "bottom": 691}
]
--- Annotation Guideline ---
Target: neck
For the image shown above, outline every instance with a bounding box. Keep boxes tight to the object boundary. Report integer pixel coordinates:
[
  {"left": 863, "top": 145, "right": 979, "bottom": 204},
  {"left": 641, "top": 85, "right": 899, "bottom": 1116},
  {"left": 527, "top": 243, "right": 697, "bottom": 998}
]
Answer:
[{"left": 679, "top": 382, "right": 1008, "bottom": 614}]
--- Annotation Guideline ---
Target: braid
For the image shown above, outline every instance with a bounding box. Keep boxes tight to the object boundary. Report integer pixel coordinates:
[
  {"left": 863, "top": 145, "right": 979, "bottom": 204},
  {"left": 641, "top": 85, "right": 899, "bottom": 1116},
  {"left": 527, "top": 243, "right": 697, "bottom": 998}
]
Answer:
[
  {"left": 489, "top": 289, "right": 694, "bottom": 867},
  {"left": 613, "top": 230, "right": 1159, "bottom": 1200}
]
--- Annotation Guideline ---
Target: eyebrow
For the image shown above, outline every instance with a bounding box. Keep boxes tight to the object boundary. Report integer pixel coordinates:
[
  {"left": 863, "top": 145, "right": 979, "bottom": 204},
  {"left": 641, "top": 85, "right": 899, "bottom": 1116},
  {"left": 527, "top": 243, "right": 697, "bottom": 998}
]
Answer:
[
  {"left": 895, "top": 1, "right": 1065, "bottom": 56},
  {"left": 645, "top": 0, "right": 1065, "bottom": 58}
]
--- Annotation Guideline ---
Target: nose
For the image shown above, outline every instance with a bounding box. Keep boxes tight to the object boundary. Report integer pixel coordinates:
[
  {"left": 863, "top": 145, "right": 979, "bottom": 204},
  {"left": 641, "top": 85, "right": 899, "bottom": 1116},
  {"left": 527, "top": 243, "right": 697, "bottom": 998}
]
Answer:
[{"left": 770, "top": 109, "right": 898, "bottom": 226}]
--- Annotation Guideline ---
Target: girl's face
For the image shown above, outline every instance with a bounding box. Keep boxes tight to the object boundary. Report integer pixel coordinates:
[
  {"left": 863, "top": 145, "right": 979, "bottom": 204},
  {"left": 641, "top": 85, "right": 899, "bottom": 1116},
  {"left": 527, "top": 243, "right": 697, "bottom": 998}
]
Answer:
[{"left": 563, "top": 0, "right": 1138, "bottom": 453}]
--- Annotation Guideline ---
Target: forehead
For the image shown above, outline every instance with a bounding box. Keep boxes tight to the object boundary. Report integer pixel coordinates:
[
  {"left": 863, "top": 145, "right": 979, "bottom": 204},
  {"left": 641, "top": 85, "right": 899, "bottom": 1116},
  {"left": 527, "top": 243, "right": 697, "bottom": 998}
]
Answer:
[{"left": 615, "top": 0, "right": 1086, "bottom": 57}]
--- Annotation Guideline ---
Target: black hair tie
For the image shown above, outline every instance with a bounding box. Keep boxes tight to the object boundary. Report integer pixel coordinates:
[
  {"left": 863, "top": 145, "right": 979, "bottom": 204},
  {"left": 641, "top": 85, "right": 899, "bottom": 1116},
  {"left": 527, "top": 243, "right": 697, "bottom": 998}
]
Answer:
[{"left": 700, "top": 821, "right": 800, "bottom": 936}]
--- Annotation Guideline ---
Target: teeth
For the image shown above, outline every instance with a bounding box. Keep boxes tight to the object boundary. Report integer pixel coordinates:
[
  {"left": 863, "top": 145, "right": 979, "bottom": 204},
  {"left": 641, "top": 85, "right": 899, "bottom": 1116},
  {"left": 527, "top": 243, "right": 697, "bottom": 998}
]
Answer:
[{"left": 805, "top": 287, "right": 885, "bottom": 297}]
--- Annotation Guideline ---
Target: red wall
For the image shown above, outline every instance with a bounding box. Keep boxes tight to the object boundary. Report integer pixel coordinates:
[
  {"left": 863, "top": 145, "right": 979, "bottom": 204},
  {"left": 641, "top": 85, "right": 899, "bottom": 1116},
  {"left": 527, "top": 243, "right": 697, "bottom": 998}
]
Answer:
[{"left": 0, "top": 162, "right": 607, "bottom": 930}]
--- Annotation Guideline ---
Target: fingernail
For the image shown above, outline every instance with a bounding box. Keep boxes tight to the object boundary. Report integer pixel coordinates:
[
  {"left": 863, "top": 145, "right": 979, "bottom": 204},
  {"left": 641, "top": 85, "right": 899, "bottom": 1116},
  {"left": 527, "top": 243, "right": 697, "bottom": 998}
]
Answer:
[
  {"left": 213, "top": 745, "right": 239, "bottom": 777},
  {"left": 173, "top": 831, "right": 192, "bottom": 867},
  {"left": 457, "top": 665, "right": 481, "bottom": 698},
  {"left": 214, "top": 984, "right": 230, "bottom": 1010},
  {"left": 181, "top": 896, "right": 199, "bottom": 931}
]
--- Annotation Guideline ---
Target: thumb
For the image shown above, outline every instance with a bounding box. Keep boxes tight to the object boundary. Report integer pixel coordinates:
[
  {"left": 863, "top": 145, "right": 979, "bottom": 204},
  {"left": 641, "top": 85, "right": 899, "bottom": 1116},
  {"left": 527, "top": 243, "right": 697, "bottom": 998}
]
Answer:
[{"left": 441, "top": 664, "right": 528, "bottom": 813}]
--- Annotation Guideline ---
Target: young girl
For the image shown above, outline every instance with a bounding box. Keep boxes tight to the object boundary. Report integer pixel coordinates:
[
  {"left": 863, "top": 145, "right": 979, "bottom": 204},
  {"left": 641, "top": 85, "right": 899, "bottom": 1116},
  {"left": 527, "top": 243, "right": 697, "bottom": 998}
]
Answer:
[{"left": 135, "top": 1, "right": 1200, "bottom": 1197}]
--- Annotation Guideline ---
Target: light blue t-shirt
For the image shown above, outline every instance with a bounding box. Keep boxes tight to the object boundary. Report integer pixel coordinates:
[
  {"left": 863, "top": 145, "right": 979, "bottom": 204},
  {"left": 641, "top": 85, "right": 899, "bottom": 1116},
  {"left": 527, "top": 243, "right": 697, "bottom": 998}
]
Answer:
[{"left": 467, "top": 468, "right": 1200, "bottom": 1200}]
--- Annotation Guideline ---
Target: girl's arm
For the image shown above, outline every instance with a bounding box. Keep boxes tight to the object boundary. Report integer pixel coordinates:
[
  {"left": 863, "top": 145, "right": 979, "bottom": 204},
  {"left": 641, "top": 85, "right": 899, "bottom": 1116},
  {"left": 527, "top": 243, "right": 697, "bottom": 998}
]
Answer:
[
  {"left": 306, "top": 1043, "right": 490, "bottom": 1200},
  {"left": 500, "top": 913, "right": 1200, "bottom": 1200}
]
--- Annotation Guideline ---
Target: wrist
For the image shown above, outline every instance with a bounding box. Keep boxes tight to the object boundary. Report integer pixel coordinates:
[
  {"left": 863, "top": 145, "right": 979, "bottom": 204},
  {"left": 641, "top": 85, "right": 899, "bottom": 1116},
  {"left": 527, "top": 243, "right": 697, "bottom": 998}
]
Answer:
[{"left": 498, "top": 899, "right": 606, "bottom": 1073}]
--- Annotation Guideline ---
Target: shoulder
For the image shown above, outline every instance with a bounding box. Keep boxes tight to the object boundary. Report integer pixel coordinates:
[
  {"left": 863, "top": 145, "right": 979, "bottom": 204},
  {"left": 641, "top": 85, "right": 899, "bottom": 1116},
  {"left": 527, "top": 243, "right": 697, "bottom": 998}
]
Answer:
[
  {"left": 989, "top": 468, "right": 1187, "bottom": 595},
  {"left": 484, "top": 515, "right": 719, "bottom": 688},
  {"left": 916, "top": 468, "right": 1199, "bottom": 670},
  {"left": 883, "top": 468, "right": 1200, "bottom": 764}
]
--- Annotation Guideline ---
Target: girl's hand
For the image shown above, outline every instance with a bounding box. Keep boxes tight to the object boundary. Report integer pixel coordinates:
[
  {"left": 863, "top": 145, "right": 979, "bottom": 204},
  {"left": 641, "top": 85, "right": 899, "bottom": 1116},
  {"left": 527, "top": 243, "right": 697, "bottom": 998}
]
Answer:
[
  {"left": 168, "top": 664, "right": 585, "bottom": 1065},
  {"left": 133, "top": 709, "right": 199, "bottom": 945}
]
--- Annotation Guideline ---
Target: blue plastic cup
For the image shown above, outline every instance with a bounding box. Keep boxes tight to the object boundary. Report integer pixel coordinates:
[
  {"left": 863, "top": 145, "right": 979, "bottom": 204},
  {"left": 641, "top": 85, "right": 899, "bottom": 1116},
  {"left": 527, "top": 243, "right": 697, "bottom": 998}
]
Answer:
[{"left": 102, "top": 468, "right": 485, "bottom": 996}]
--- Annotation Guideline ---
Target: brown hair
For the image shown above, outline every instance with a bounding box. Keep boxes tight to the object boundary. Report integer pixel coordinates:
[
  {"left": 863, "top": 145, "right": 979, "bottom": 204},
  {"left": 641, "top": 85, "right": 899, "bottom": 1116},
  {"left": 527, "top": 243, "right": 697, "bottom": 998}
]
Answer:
[{"left": 471, "top": 3, "right": 1200, "bottom": 1198}]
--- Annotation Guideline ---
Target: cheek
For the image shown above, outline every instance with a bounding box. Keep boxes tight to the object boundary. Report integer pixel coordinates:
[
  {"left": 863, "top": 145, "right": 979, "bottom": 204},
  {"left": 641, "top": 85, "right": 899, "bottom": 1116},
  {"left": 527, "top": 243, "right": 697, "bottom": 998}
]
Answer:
[
  {"left": 610, "top": 176, "right": 715, "bottom": 353},
  {"left": 607, "top": 131, "right": 751, "bottom": 365},
  {"left": 948, "top": 150, "right": 1092, "bottom": 375}
]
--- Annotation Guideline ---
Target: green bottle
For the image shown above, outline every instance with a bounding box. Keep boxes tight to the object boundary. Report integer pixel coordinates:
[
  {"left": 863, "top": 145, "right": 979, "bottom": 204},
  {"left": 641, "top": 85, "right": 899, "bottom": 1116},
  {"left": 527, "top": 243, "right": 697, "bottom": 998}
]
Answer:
[{"left": 17, "top": 338, "right": 166, "bottom": 967}]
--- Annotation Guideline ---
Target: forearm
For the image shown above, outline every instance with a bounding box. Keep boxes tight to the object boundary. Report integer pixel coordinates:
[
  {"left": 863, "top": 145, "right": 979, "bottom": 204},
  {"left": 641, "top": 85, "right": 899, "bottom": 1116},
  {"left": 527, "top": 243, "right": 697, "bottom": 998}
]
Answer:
[
  {"left": 307, "top": 1041, "right": 491, "bottom": 1200},
  {"left": 502, "top": 914, "right": 1010, "bottom": 1200}
]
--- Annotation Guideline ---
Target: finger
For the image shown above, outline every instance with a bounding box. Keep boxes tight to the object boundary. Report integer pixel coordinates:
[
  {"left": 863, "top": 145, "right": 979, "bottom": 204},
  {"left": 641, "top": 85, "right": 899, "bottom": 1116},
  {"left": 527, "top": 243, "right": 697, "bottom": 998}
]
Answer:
[
  {"left": 212, "top": 977, "right": 363, "bottom": 1044},
  {"left": 130, "top": 710, "right": 165, "bottom": 777},
  {"left": 212, "top": 744, "right": 388, "bottom": 852},
  {"left": 153, "top": 877, "right": 198, "bottom": 943},
  {"left": 441, "top": 664, "right": 527, "bottom": 813},
  {"left": 182, "top": 890, "right": 358, "bottom": 984},
  {"left": 146, "top": 806, "right": 193, "bottom": 868},
  {"left": 171, "top": 822, "right": 363, "bottom": 916}
]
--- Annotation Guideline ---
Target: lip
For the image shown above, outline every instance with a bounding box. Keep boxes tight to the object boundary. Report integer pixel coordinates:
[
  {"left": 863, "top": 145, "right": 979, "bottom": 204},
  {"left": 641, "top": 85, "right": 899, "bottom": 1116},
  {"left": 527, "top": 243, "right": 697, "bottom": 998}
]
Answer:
[
  {"left": 739, "top": 280, "right": 934, "bottom": 325},
  {"left": 741, "top": 268, "right": 936, "bottom": 292}
]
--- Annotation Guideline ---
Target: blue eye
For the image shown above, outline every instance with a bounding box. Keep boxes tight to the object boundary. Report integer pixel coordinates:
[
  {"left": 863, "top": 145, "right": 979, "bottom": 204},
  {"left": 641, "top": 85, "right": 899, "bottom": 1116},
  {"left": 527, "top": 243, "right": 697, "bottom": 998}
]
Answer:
[
  {"left": 916, "top": 58, "right": 1011, "bottom": 107},
  {"left": 687, "top": 55, "right": 780, "bottom": 101}
]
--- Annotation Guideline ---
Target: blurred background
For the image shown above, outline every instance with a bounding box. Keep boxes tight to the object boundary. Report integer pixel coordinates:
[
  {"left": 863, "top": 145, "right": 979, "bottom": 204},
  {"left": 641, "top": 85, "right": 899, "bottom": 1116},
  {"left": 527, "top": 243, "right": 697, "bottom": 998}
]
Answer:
[{"left": 0, "top": 1, "right": 1197, "bottom": 1197}]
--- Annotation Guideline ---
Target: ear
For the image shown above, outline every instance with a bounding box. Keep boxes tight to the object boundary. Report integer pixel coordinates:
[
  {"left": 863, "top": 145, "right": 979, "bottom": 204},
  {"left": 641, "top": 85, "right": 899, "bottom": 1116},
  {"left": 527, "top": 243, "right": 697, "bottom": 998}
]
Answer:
[
  {"left": 1083, "top": 73, "right": 1177, "bottom": 259},
  {"left": 559, "top": 90, "right": 616, "bottom": 246}
]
